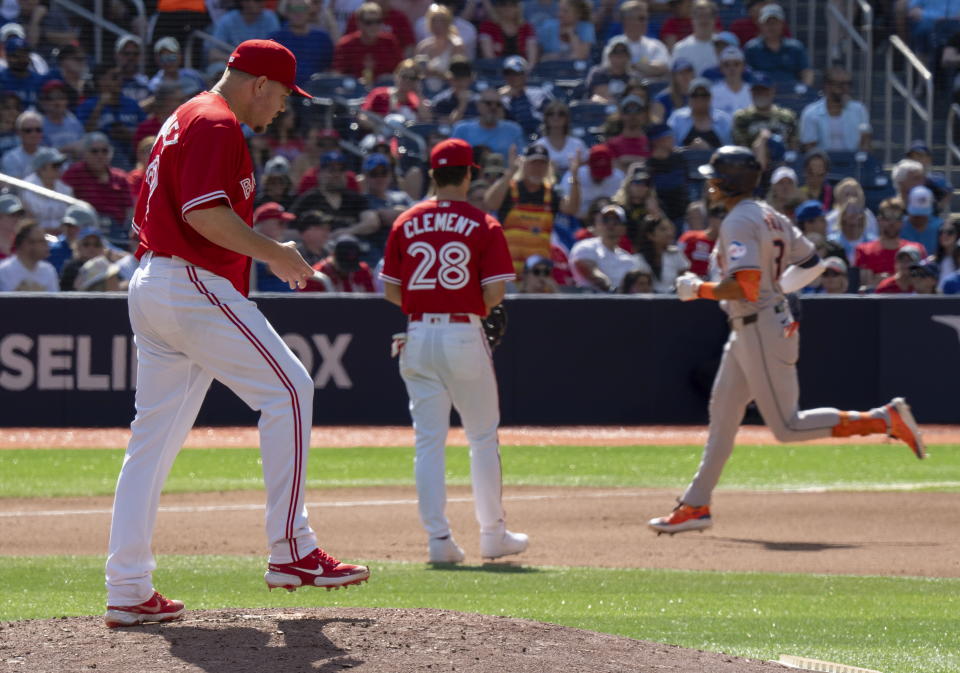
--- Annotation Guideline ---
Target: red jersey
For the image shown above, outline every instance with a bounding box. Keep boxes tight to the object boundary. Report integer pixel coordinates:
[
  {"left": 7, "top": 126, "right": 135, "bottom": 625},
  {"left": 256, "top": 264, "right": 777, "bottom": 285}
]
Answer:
[
  {"left": 345, "top": 9, "right": 415, "bottom": 52},
  {"left": 362, "top": 87, "right": 421, "bottom": 117},
  {"left": 133, "top": 92, "right": 256, "bottom": 295},
  {"left": 332, "top": 32, "right": 402, "bottom": 80},
  {"left": 678, "top": 229, "right": 716, "bottom": 277},
  {"left": 302, "top": 259, "right": 376, "bottom": 293},
  {"left": 874, "top": 276, "right": 910, "bottom": 294},
  {"left": 477, "top": 21, "right": 535, "bottom": 58},
  {"left": 381, "top": 198, "right": 515, "bottom": 316},
  {"left": 607, "top": 134, "right": 650, "bottom": 160},
  {"left": 854, "top": 239, "right": 928, "bottom": 277}
]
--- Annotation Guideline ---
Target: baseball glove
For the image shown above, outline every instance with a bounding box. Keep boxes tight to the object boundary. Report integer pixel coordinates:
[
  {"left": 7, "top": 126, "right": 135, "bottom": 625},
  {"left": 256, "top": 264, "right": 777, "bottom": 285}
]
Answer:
[{"left": 482, "top": 304, "right": 508, "bottom": 350}]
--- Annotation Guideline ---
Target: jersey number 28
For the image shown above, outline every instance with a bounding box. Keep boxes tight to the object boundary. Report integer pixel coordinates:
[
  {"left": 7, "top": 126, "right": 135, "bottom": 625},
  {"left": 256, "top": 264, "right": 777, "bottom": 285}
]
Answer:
[{"left": 408, "top": 241, "right": 471, "bottom": 291}]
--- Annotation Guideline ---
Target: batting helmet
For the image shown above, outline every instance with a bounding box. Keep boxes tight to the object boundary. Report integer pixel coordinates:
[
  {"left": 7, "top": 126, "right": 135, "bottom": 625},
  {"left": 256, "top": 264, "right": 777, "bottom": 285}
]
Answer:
[{"left": 698, "top": 146, "right": 762, "bottom": 197}]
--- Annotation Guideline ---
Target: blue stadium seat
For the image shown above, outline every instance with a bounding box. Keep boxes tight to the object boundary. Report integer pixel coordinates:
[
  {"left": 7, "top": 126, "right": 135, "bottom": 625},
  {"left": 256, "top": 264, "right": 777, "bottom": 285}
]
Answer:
[
  {"left": 682, "top": 148, "right": 713, "bottom": 180},
  {"left": 473, "top": 58, "right": 506, "bottom": 82},
  {"left": 306, "top": 74, "right": 367, "bottom": 100},
  {"left": 774, "top": 89, "right": 820, "bottom": 116},
  {"left": 405, "top": 122, "right": 453, "bottom": 142},
  {"left": 569, "top": 101, "right": 614, "bottom": 129},
  {"left": 532, "top": 60, "right": 590, "bottom": 81}
]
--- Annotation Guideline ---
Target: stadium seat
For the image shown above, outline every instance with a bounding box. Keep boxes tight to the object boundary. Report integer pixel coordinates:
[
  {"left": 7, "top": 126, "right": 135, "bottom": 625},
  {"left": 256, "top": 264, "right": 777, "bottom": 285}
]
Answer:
[
  {"left": 532, "top": 60, "right": 590, "bottom": 81},
  {"left": 774, "top": 89, "right": 821, "bottom": 116},
  {"left": 473, "top": 58, "right": 506, "bottom": 83},
  {"left": 569, "top": 101, "right": 614, "bottom": 129},
  {"left": 682, "top": 148, "right": 713, "bottom": 180},
  {"left": 306, "top": 74, "right": 367, "bottom": 100}
]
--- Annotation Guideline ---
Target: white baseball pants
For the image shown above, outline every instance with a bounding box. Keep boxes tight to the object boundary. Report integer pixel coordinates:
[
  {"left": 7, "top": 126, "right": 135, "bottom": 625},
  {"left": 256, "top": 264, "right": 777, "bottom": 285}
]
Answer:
[
  {"left": 106, "top": 254, "right": 317, "bottom": 606},
  {"left": 398, "top": 314, "right": 506, "bottom": 540}
]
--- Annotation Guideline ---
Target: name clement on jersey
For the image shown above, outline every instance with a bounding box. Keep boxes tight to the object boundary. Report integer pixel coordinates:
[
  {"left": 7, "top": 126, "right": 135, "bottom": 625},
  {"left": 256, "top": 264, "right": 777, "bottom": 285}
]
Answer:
[{"left": 403, "top": 207, "right": 481, "bottom": 239}]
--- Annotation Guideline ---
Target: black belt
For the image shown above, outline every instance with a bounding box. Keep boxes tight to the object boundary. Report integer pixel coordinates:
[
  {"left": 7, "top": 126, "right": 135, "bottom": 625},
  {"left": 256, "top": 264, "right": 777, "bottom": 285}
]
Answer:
[{"left": 729, "top": 313, "right": 758, "bottom": 329}]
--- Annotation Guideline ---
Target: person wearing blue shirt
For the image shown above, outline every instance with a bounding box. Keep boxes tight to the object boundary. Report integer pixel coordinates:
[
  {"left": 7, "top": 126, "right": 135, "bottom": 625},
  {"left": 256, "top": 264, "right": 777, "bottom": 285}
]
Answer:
[
  {"left": 76, "top": 63, "right": 146, "bottom": 169},
  {"left": 147, "top": 37, "right": 206, "bottom": 97},
  {"left": 902, "top": 185, "right": 942, "bottom": 253},
  {"left": 744, "top": 4, "right": 812, "bottom": 86},
  {"left": 666, "top": 77, "right": 733, "bottom": 150},
  {"left": 538, "top": 0, "right": 596, "bottom": 61},
  {"left": 451, "top": 88, "right": 526, "bottom": 160},
  {"left": 211, "top": 0, "right": 282, "bottom": 61},
  {"left": 269, "top": 0, "right": 334, "bottom": 87},
  {"left": 0, "top": 36, "right": 44, "bottom": 107}
]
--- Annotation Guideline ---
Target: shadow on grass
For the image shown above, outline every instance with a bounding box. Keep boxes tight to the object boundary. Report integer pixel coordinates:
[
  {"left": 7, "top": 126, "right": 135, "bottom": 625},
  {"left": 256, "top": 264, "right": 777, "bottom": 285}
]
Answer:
[
  {"left": 426, "top": 561, "right": 543, "bottom": 574},
  {"left": 160, "top": 617, "right": 372, "bottom": 673},
  {"left": 714, "top": 537, "right": 860, "bottom": 552}
]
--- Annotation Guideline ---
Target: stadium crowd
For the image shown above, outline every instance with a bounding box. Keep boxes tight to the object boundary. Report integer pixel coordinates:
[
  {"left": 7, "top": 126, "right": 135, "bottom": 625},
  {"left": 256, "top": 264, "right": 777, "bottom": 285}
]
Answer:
[{"left": 0, "top": 0, "right": 959, "bottom": 296}]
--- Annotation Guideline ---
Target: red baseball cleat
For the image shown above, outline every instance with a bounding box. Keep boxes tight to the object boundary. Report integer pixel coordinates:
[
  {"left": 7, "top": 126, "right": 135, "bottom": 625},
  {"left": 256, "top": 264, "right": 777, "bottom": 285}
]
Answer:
[
  {"left": 104, "top": 591, "right": 185, "bottom": 628},
  {"left": 264, "top": 547, "right": 370, "bottom": 592},
  {"left": 648, "top": 503, "right": 712, "bottom": 535},
  {"left": 886, "top": 397, "right": 926, "bottom": 459}
]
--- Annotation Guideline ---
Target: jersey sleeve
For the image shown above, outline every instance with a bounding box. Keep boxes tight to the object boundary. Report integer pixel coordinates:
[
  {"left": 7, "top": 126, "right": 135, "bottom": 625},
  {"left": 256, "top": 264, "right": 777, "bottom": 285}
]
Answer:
[
  {"left": 178, "top": 116, "right": 241, "bottom": 218},
  {"left": 479, "top": 215, "right": 516, "bottom": 285},
  {"left": 787, "top": 224, "right": 816, "bottom": 266},
  {"left": 723, "top": 210, "right": 761, "bottom": 274},
  {"left": 380, "top": 222, "right": 404, "bottom": 285}
]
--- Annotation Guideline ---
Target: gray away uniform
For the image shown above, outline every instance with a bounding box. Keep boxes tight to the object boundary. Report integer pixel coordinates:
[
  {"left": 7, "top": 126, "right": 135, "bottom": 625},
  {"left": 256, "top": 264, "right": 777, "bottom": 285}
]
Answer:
[{"left": 682, "top": 198, "right": 841, "bottom": 507}]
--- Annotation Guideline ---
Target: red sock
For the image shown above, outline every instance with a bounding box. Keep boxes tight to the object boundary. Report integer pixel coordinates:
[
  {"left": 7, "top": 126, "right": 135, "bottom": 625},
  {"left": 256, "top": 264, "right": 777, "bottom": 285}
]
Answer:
[{"left": 831, "top": 411, "right": 887, "bottom": 438}]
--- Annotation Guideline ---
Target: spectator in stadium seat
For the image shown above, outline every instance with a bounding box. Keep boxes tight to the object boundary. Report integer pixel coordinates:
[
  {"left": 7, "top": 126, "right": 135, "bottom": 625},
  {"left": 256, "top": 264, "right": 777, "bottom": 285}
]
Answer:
[
  {"left": 414, "top": 3, "right": 467, "bottom": 81},
  {"left": 732, "top": 73, "right": 797, "bottom": 152},
  {"left": 359, "top": 151, "right": 414, "bottom": 257},
  {"left": 561, "top": 143, "right": 620, "bottom": 220},
  {"left": 0, "top": 36, "right": 43, "bottom": 106},
  {"left": 0, "top": 219, "right": 58, "bottom": 291},
  {"left": 619, "top": 266, "right": 654, "bottom": 293},
  {"left": 678, "top": 202, "right": 722, "bottom": 278},
  {"left": 0, "top": 92, "right": 21, "bottom": 157},
  {"left": 667, "top": 77, "right": 732, "bottom": 150},
  {"left": 659, "top": 0, "right": 693, "bottom": 51},
  {"left": 430, "top": 57, "right": 477, "bottom": 124},
  {"left": 45, "top": 201, "right": 97, "bottom": 272},
  {"left": 0, "top": 193, "right": 25, "bottom": 260},
  {"left": 211, "top": 0, "right": 282, "bottom": 61},
  {"left": 37, "top": 79, "right": 82, "bottom": 159},
  {"left": 302, "top": 235, "right": 377, "bottom": 292},
  {"left": 898, "top": 0, "right": 960, "bottom": 57},
  {"left": 891, "top": 158, "right": 930, "bottom": 209},
  {"left": 498, "top": 55, "right": 553, "bottom": 136},
  {"left": 478, "top": 0, "right": 537, "bottom": 66},
  {"left": 413, "top": 0, "right": 477, "bottom": 59},
  {"left": 44, "top": 43, "right": 87, "bottom": 110},
  {"left": 255, "top": 155, "right": 295, "bottom": 210},
  {"left": 607, "top": 0, "right": 669, "bottom": 79},
  {"left": 127, "top": 135, "right": 155, "bottom": 210},
  {"left": 904, "top": 141, "right": 952, "bottom": 214},
  {"left": 7, "top": 0, "right": 75, "bottom": 58},
  {"left": 607, "top": 94, "right": 651, "bottom": 169},
  {"left": 612, "top": 163, "right": 661, "bottom": 252},
  {"left": 532, "top": 100, "right": 587, "bottom": 179},
  {"left": 826, "top": 178, "right": 877, "bottom": 239},
  {"left": 799, "top": 66, "right": 870, "bottom": 153},
  {"left": 0, "top": 22, "right": 46, "bottom": 76},
  {"left": 20, "top": 146, "right": 71, "bottom": 231},
  {"left": 291, "top": 126, "right": 342, "bottom": 192},
  {"left": 486, "top": 143, "right": 580, "bottom": 272},
  {"left": 932, "top": 216, "right": 960, "bottom": 290},
  {"left": 744, "top": 4, "right": 812, "bottom": 87},
  {"left": 671, "top": 0, "right": 720, "bottom": 76},
  {"left": 586, "top": 38, "right": 632, "bottom": 104},
  {"left": 764, "top": 165, "right": 801, "bottom": 219},
  {"left": 799, "top": 149, "right": 832, "bottom": 210},
  {"left": 700, "top": 31, "right": 743, "bottom": 82},
  {"left": 807, "top": 255, "right": 849, "bottom": 294},
  {"left": 633, "top": 214, "right": 690, "bottom": 293},
  {"left": 74, "top": 255, "right": 124, "bottom": 291},
  {"left": 332, "top": 2, "right": 403, "bottom": 82},
  {"left": 538, "top": 0, "right": 595, "bottom": 62},
  {"left": 1, "top": 110, "right": 48, "bottom": 178},
  {"left": 873, "top": 242, "right": 922, "bottom": 294},
  {"left": 114, "top": 35, "right": 151, "bottom": 104},
  {"left": 361, "top": 58, "right": 431, "bottom": 122},
  {"left": 909, "top": 259, "right": 940, "bottom": 294},
  {"left": 77, "top": 63, "right": 146, "bottom": 168},
  {"left": 62, "top": 132, "right": 133, "bottom": 242},
  {"left": 290, "top": 151, "right": 379, "bottom": 239},
  {"left": 58, "top": 226, "right": 116, "bottom": 291},
  {"left": 133, "top": 82, "right": 183, "bottom": 152},
  {"left": 901, "top": 185, "right": 942, "bottom": 253},
  {"left": 710, "top": 46, "right": 753, "bottom": 116},
  {"left": 347, "top": 0, "right": 417, "bottom": 58},
  {"left": 795, "top": 198, "right": 827, "bottom": 236},
  {"left": 828, "top": 197, "right": 874, "bottom": 264},
  {"left": 250, "top": 201, "right": 298, "bottom": 292},
  {"left": 570, "top": 203, "right": 644, "bottom": 291},
  {"left": 148, "top": 37, "right": 206, "bottom": 98},
  {"left": 153, "top": 0, "right": 210, "bottom": 70},
  {"left": 645, "top": 123, "right": 689, "bottom": 227},
  {"left": 294, "top": 210, "right": 334, "bottom": 266},
  {"left": 269, "top": 0, "right": 335, "bottom": 87},
  {"left": 729, "top": 0, "right": 791, "bottom": 46},
  {"left": 655, "top": 58, "right": 695, "bottom": 120},
  {"left": 450, "top": 87, "right": 526, "bottom": 160},
  {"left": 515, "top": 253, "right": 560, "bottom": 293},
  {"left": 853, "top": 198, "right": 924, "bottom": 288}
]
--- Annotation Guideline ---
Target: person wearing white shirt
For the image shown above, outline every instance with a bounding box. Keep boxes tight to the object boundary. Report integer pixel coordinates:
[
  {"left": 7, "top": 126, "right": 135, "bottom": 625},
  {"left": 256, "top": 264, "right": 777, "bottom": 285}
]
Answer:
[
  {"left": 670, "top": 0, "right": 719, "bottom": 76},
  {"left": 21, "top": 147, "right": 73, "bottom": 232},
  {"left": 0, "top": 220, "right": 59, "bottom": 292},
  {"left": 611, "top": 0, "right": 669, "bottom": 79},
  {"left": 414, "top": 5, "right": 477, "bottom": 59},
  {"left": 798, "top": 66, "right": 871, "bottom": 153},
  {"left": 634, "top": 215, "right": 690, "bottom": 293},
  {"left": 1, "top": 110, "right": 47, "bottom": 179},
  {"left": 570, "top": 204, "right": 645, "bottom": 291},
  {"left": 560, "top": 145, "right": 624, "bottom": 219},
  {"left": 532, "top": 100, "right": 587, "bottom": 179},
  {"left": 710, "top": 46, "right": 753, "bottom": 115}
]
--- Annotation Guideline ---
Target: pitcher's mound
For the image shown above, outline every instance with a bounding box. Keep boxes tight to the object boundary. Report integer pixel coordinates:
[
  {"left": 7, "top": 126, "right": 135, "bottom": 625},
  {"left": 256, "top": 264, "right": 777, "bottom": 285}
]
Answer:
[{"left": 1, "top": 607, "right": 786, "bottom": 672}]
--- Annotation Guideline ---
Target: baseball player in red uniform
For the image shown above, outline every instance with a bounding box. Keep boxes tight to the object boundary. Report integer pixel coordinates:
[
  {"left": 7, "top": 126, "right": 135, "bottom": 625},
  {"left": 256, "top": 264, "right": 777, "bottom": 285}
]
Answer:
[
  {"left": 380, "top": 139, "right": 528, "bottom": 563},
  {"left": 648, "top": 147, "right": 926, "bottom": 536},
  {"left": 104, "top": 40, "right": 368, "bottom": 628}
]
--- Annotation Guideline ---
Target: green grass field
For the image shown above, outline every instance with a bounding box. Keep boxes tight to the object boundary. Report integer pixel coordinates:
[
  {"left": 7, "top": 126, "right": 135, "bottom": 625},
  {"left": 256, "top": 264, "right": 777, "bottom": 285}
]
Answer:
[{"left": 2, "top": 443, "right": 958, "bottom": 673}]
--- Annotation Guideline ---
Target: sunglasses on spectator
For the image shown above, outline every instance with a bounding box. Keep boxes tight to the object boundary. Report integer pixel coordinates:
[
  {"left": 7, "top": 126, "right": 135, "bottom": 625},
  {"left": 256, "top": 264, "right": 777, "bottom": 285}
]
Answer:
[
  {"left": 80, "top": 239, "right": 103, "bottom": 247},
  {"left": 401, "top": 73, "right": 420, "bottom": 81},
  {"left": 690, "top": 91, "right": 711, "bottom": 98},
  {"left": 828, "top": 79, "right": 852, "bottom": 86},
  {"left": 530, "top": 266, "right": 551, "bottom": 277},
  {"left": 361, "top": 18, "right": 382, "bottom": 25},
  {"left": 368, "top": 168, "right": 390, "bottom": 177},
  {"left": 479, "top": 99, "right": 500, "bottom": 106},
  {"left": 940, "top": 228, "right": 957, "bottom": 236},
  {"left": 822, "top": 270, "right": 843, "bottom": 277},
  {"left": 622, "top": 105, "right": 643, "bottom": 114},
  {"left": 545, "top": 110, "right": 567, "bottom": 117},
  {"left": 89, "top": 146, "right": 110, "bottom": 154},
  {"left": 20, "top": 127, "right": 43, "bottom": 133}
]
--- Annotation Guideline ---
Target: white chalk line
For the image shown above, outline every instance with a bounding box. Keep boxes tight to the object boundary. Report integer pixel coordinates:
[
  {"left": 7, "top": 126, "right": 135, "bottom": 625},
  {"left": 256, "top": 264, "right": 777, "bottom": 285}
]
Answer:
[{"left": 2, "top": 482, "right": 958, "bottom": 519}]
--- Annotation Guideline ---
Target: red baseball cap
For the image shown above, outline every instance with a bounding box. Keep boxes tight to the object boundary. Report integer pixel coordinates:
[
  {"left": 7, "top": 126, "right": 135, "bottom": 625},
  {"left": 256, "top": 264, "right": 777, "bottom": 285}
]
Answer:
[
  {"left": 253, "top": 201, "right": 296, "bottom": 224},
  {"left": 430, "top": 138, "right": 479, "bottom": 170},
  {"left": 588, "top": 144, "right": 614, "bottom": 181},
  {"left": 227, "top": 39, "right": 310, "bottom": 98}
]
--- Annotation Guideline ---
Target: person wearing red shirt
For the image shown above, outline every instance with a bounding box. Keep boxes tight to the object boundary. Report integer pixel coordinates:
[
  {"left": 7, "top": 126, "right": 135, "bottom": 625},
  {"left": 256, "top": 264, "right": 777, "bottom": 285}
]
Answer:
[
  {"left": 728, "top": 0, "right": 792, "bottom": 48},
  {"left": 606, "top": 94, "right": 651, "bottom": 170},
  {"left": 360, "top": 58, "right": 429, "bottom": 121},
  {"left": 104, "top": 40, "right": 369, "bottom": 631},
  {"left": 874, "top": 244, "right": 923, "bottom": 294},
  {"left": 855, "top": 198, "right": 927, "bottom": 289},
  {"left": 61, "top": 132, "right": 134, "bottom": 245},
  {"left": 380, "top": 137, "right": 528, "bottom": 565},
  {"left": 658, "top": 0, "right": 722, "bottom": 51},
  {"left": 478, "top": 0, "right": 537, "bottom": 64},
  {"left": 345, "top": 0, "right": 416, "bottom": 57},
  {"left": 678, "top": 202, "right": 722, "bottom": 277},
  {"left": 332, "top": 2, "right": 403, "bottom": 82},
  {"left": 302, "top": 235, "right": 376, "bottom": 291},
  {"left": 132, "top": 82, "right": 183, "bottom": 152}
]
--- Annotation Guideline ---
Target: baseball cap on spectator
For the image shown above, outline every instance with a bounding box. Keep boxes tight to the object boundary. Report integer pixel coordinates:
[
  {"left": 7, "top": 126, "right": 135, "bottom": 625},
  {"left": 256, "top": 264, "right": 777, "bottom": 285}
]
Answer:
[
  {"left": 588, "top": 144, "right": 614, "bottom": 181},
  {"left": 895, "top": 245, "right": 922, "bottom": 263},
  {"left": 620, "top": 94, "right": 647, "bottom": 112},
  {"left": 263, "top": 155, "right": 291, "bottom": 177},
  {"left": 822, "top": 256, "right": 847, "bottom": 274},
  {"left": 153, "top": 36, "right": 180, "bottom": 55},
  {"left": 75, "top": 255, "right": 120, "bottom": 291},
  {"left": 720, "top": 46, "right": 744, "bottom": 63},
  {"left": 296, "top": 210, "right": 332, "bottom": 231},
  {"left": 608, "top": 39, "right": 630, "bottom": 56},
  {"left": 671, "top": 58, "right": 694, "bottom": 73},
  {"left": 362, "top": 153, "right": 391, "bottom": 172},
  {"left": 524, "top": 254, "right": 553, "bottom": 272},
  {"left": 910, "top": 259, "right": 939, "bottom": 278},
  {"left": 907, "top": 185, "right": 934, "bottom": 216},
  {"left": 5, "top": 35, "right": 28, "bottom": 53},
  {"left": 0, "top": 22, "right": 24, "bottom": 41},
  {"left": 750, "top": 72, "right": 774, "bottom": 89},
  {"left": 333, "top": 235, "right": 366, "bottom": 272},
  {"left": 320, "top": 151, "right": 346, "bottom": 167},
  {"left": 601, "top": 204, "right": 627, "bottom": 223},
  {"left": 0, "top": 193, "right": 24, "bottom": 215},
  {"left": 254, "top": 202, "right": 296, "bottom": 225},
  {"left": 62, "top": 203, "right": 98, "bottom": 229},
  {"left": 907, "top": 140, "right": 930, "bottom": 158},
  {"left": 40, "top": 79, "right": 68, "bottom": 97},
  {"left": 430, "top": 138, "right": 479, "bottom": 169},
  {"left": 759, "top": 4, "right": 785, "bottom": 22},
  {"left": 688, "top": 77, "right": 712, "bottom": 95},
  {"left": 503, "top": 55, "right": 528, "bottom": 74},
  {"left": 523, "top": 144, "right": 549, "bottom": 161},
  {"left": 226, "top": 39, "right": 311, "bottom": 98},
  {"left": 76, "top": 226, "right": 104, "bottom": 243},
  {"left": 629, "top": 164, "right": 651, "bottom": 183},
  {"left": 795, "top": 199, "right": 824, "bottom": 222},
  {"left": 646, "top": 123, "right": 673, "bottom": 141},
  {"left": 771, "top": 165, "right": 798, "bottom": 184},
  {"left": 483, "top": 153, "right": 506, "bottom": 177},
  {"left": 713, "top": 31, "right": 740, "bottom": 47},
  {"left": 115, "top": 34, "right": 142, "bottom": 54},
  {"left": 448, "top": 57, "right": 472, "bottom": 79},
  {"left": 31, "top": 147, "right": 66, "bottom": 173}
]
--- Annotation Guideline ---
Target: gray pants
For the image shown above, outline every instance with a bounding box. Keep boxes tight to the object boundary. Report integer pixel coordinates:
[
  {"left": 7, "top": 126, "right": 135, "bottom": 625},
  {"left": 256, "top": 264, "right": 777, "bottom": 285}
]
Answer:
[{"left": 682, "top": 308, "right": 840, "bottom": 507}]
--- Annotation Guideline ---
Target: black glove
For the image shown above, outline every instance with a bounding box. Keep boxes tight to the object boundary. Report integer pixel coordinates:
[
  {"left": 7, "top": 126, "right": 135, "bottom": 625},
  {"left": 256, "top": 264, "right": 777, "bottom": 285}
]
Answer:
[{"left": 481, "top": 304, "right": 508, "bottom": 351}]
